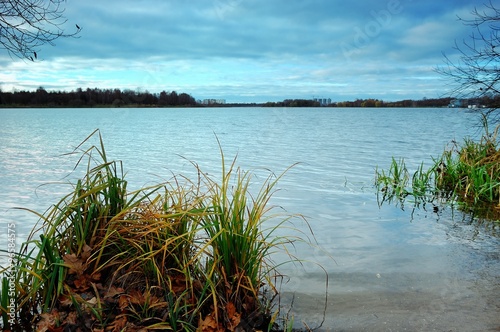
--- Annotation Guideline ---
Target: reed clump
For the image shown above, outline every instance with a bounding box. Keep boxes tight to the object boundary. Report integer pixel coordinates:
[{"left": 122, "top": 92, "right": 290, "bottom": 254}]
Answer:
[
  {"left": 0, "top": 130, "right": 313, "bottom": 331},
  {"left": 376, "top": 115, "right": 500, "bottom": 222}
]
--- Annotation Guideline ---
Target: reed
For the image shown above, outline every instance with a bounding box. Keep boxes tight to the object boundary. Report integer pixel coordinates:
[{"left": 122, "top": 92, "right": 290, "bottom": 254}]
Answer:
[
  {"left": 195, "top": 141, "right": 298, "bottom": 330},
  {"left": 376, "top": 115, "right": 500, "bottom": 221},
  {"left": 375, "top": 157, "right": 412, "bottom": 207},
  {"left": 0, "top": 130, "right": 315, "bottom": 331},
  {"left": 436, "top": 118, "right": 500, "bottom": 205}
]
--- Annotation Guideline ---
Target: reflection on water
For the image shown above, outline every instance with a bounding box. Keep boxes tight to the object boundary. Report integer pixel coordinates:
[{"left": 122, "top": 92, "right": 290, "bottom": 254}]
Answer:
[{"left": 0, "top": 107, "right": 498, "bottom": 330}]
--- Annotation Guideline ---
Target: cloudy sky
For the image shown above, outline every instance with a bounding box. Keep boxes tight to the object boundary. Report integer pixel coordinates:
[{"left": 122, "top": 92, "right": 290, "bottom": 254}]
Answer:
[{"left": 0, "top": 0, "right": 488, "bottom": 103}]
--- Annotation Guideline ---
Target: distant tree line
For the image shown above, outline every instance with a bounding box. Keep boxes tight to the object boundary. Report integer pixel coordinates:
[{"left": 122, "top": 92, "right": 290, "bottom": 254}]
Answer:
[
  {"left": 343, "top": 95, "right": 500, "bottom": 108},
  {"left": 334, "top": 98, "right": 453, "bottom": 108},
  {"left": 0, "top": 87, "right": 197, "bottom": 107},
  {"left": 3, "top": 87, "right": 499, "bottom": 109},
  {"left": 262, "top": 97, "right": 453, "bottom": 108},
  {"left": 262, "top": 95, "right": 500, "bottom": 108}
]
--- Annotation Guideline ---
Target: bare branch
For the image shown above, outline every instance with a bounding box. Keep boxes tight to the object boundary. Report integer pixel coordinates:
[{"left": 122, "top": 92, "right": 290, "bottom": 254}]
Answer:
[
  {"left": 0, "top": 0, "right": 81, "bottom": 61},
  {"left": 437, "top": 1, "right": 500, "bottom": 109}
]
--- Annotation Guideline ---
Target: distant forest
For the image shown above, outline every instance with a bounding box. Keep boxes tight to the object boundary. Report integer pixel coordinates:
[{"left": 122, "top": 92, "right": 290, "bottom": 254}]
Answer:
[
  {"left": 1, "top": 87, "right": 499, "bottom": 108},
  {"left": 0, "top": 87, "right": 197, "bottom": 107},
  {"left": 263, "top": 96, "right": 500, "bottom": 108}
]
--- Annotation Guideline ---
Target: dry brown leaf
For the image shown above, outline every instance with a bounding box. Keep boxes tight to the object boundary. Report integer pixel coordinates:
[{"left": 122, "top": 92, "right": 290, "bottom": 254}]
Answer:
[
  {"left": 226, "top": 302, "right": 236, "bottom": 317},
  {"left": 58, "top": 295, "right": 73, "bottom": 307},
  {"left": 104, "top": 286, "right": 125, "bottom": 299},
  {"left": 65, "top": 311, "right": 78, "bottom": 325},
  {"left": 86, "top": 297, "right": 98, "bottom": 306},
  {"left": 199, "top": 314, "right": 219, "bottom": 332},
  {"left": 90, "top": 272, "right": 101, "bottom": 281},
  {"left": 229, "top": 312, "right": 241, "bottom": 331},
  {"left": 108, "top": 315, "right": 127, "bottom": 332},
  {"left": 225, "top": 302, "right": 241, "bottom": 331},
  {"left": 118, "top": 294, "right": 129, "bottom": 311},
  {"left": 170, "top": 274, "right": 188, "bottom": 294},
  {"left": 171, "top": 282, "right": 186, "bottom": 294},
  {"left": 147, "top": 295, "right": 168, "bottom": 310},
  {"left": 81, "top": 244, "right": 92, "bottom": 261},
  {"left": 73, "top": 275, "right": 90, "bottom": 291},
  {"left": 63, "top": 254, "right": 85, "bottom": 275},
  {"left": 128, "top": 289, "right": 145, "bottom": 305},
  {"left": 36, "top": 310, "right": 59, "bottom": 332}
]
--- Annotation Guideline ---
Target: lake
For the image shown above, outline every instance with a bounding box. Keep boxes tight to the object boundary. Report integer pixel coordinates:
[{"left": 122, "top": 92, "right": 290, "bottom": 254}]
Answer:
[{"left": 0, "top": 107, "right": 498, "bottom": 331}]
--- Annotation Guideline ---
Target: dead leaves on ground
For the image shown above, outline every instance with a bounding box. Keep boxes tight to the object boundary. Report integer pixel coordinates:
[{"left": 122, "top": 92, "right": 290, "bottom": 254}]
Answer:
[
  {"left": 36, "top": 244, "right": 177, "bottom": 332},
  {"left": 226, "top": 302, "right": 242, "bottom": 331},
  {"left": 199, "top": 302, "right": 241, "bottom": 332},
  {"left": 32, "top": 244, "right": 259, "bottom": 331},
  {"left": 62, "top": 245, "right": 100, "bottom": 292}
]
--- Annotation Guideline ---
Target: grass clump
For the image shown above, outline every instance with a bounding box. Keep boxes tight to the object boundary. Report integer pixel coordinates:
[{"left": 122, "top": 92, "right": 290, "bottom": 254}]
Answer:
[
  {"left": 196, "top": 144, "right": 298, "bottom": 330},
  {"left": 375, "top": 158, "right": 435, "bottom": 209},
  {"left": 0, "top": 130, "right": 316, "bottom": 331},
  {"left": 375, "top": 115, "right": 500, "bottom": 222}
]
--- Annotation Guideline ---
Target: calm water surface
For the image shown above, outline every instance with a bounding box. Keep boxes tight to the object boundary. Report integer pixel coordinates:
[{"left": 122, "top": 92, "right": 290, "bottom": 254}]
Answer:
[{"left": 0, "top": 107, "right": 498, "bottom": 331}]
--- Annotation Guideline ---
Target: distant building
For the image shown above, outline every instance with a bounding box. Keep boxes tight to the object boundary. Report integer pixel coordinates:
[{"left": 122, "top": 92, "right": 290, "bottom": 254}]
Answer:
[
  {"left": 313, "top": 98, "right": 331, "bottom": 106},
  {"left": 202, "top": 98, "right": 226, "bottom": 105}
]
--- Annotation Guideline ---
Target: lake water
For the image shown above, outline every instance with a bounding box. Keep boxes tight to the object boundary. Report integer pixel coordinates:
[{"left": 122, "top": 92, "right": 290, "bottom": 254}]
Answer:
[{"left": 0, "top": 107, "right": 498, "bottom": 331}]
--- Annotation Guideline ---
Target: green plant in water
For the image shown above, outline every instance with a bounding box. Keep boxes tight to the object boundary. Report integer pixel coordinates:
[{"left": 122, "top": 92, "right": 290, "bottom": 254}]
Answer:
[
  {"left": 375, "top": 157, "right": 413, "bottom": 207},
  {"left": 376, "top": 114, "right": 500, "bottom": 222}
]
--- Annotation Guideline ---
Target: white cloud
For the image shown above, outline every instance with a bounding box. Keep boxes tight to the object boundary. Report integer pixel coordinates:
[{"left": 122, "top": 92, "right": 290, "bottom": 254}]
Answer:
[{"left": 0, "top": 0, "right": 487, "bottom": 102}]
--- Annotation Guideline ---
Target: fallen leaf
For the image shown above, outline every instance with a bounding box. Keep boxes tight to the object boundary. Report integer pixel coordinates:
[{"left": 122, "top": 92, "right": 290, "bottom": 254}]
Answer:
[
  {"left": 170, "top": 274, "right": 188, "bottom": 294},
  {"left": 65, "top": 311, "right": 78, "bottom": 325},
  {"left": 36, "top": 310, "right": 59, "bottom": 332},
  {"left": 199, "top": 313, "right": 219, "bottom": 332},
  {"left": 86, "top": 297, "right": 98, "bottom": 306},
  {"left": 63, "top": 254, "right": 85, "bottom": 275},
  {"left": 58, "top": 295, "right": 73, "bottom": 307},
  {"left": 90, "top": 273, "right": 101, "bottom": 283},
  {"left": 226, "top": 302, "right": 241, "bottom": 331},
  {"left": 81, "top": 244, "right": 92, "bottom": 260},
  {"left": 147, "top": 295, "right": 168, "bottom": 310},
  {"left": 108, "top": 315, "right": 127, "bottom": 332},
  {"left": 104, "top": 286, "right": 125, "bottom": 299},
  {"left": 128, "top": 289, "right": 145, "bottom": 305},
  {"left": 229, "top": 312, "right": 241, "bottom": 331},
  {"left": 226, "top": 302, "right": 236, "bottom": 317},
  {"left": 73, "top": 274, "right": 90, "bottom": 291},
  {"left": 118, "top": 294, "right": 129, "bottom": 311}
]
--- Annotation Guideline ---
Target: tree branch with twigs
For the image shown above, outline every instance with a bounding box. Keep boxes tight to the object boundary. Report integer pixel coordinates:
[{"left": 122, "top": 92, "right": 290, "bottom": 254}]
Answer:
[
  {"left": 0, "top": 0, "right": 81, "bottom": 61},
  {"left": 437, "top": 1, "right": 500, "bottom": 112}
]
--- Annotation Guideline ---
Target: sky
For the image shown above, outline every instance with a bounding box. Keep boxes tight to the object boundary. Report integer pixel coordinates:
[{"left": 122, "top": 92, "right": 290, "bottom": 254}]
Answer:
[{"left": 0, "top": 0, "right": 489, "bottom": 103}]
